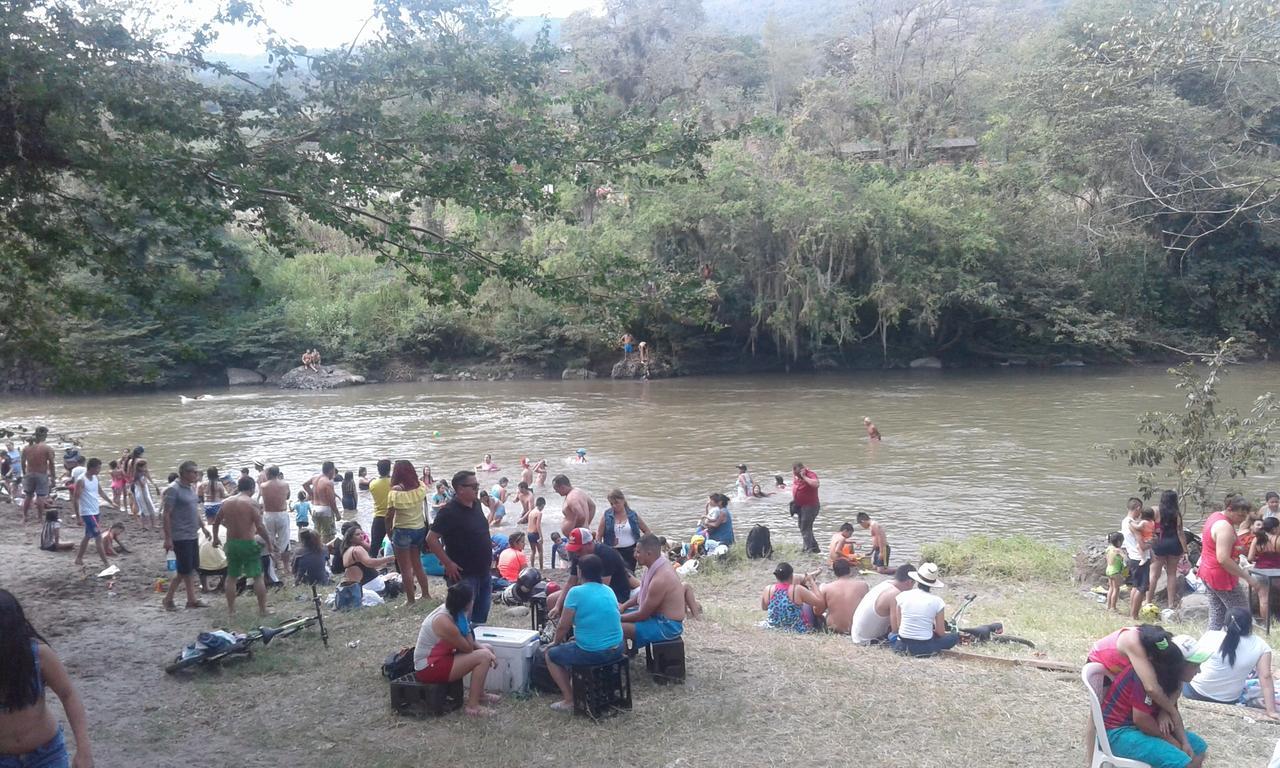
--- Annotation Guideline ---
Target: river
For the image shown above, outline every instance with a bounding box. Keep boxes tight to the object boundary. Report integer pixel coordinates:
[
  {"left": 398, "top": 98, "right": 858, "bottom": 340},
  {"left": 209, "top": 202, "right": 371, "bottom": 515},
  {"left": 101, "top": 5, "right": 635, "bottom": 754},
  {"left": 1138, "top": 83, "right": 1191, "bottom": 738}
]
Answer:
[{"left": 6, "top": 366, "right": 1278, "bottom": 558}]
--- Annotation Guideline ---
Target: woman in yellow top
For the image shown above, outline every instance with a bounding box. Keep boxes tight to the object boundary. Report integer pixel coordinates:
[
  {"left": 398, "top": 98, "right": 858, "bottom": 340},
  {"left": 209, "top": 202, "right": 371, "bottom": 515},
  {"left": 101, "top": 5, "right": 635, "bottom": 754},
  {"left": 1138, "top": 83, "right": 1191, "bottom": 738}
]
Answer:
[{"left": 387, "top": 460, "right": 431, "bottom": 605}]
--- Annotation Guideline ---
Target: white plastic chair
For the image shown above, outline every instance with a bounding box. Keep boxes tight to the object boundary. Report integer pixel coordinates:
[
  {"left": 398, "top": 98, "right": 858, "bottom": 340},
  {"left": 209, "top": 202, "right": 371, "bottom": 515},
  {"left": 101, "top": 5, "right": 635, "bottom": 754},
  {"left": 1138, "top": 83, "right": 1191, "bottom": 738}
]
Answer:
[{"left": 1082, "top": 664, "right": 1153, "bottom": 768}]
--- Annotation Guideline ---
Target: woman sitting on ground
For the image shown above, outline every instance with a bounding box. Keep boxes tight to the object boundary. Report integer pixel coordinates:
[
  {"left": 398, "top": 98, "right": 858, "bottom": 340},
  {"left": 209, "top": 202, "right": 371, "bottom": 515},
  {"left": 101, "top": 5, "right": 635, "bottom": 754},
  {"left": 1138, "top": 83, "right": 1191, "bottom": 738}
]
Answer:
[
  {"left": 497, "top": 532, "right": 529, "bottom": 582},
  {"left": 698, "top": 492, "right": 734, "bottom": 547},
  {"left": 545, "top": 554, "right": 627, "bottom": 713},
  {"left": 1185, "top": 607, "right": 1280, "bottom": 719},
  {"left": 413, "top": 583, "right": 500, "bottom": 717},
  {"left": 292, "top": 529, "right": 330, "bottom": 586},
  {"left": 760, "top": 562, "right": 825, "bottom": 633},
  {"left": 342, "top": 525, "right": 395, "bottom": 587},
  {"left": 0, "top": 589, "right": 94, "bottom": 767}
]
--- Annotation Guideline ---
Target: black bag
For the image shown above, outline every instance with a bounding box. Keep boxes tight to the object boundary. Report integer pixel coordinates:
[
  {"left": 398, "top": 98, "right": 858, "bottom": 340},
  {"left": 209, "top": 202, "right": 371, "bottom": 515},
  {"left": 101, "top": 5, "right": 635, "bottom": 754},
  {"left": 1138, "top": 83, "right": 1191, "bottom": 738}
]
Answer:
[
  {"left": 530, "top": 642, "right": 558, "bottom": 694},
  {"left": 746, "top": 524, "right": 773, "bottom": 560},
  {"left": 382, "top": 646, "right": 415, "bottom": 680}
]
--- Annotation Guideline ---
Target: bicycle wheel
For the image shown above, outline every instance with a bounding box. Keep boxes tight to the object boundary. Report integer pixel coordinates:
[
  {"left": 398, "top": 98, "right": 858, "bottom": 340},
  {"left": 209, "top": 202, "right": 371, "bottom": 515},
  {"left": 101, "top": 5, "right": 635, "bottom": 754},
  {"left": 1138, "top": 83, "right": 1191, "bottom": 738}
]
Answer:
[
  {"left": 993, "top": 634, "right": 1035, "bottom": 649},
  {"left": 164, "top": 652, "right": 207, "bottom": 674}
]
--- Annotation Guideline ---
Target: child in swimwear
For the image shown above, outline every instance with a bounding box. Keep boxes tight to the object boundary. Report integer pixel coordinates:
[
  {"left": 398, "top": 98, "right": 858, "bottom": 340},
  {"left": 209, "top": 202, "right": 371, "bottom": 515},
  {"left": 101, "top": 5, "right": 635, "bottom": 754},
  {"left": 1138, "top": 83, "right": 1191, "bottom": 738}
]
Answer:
[
  {"left": 292, "top": 491, "right": 311, "bottom": 529},
  {"left": 1105, "top": 531, "right": 1125, "bottom": 612},
  {"left": 109, "top": 460, "right": 125, "bottom": 510},
  {"left": 527, "top": 497, "right": 544, "bottom": 570},
  {"left": 101, "top": 522, "right": 130, "bottom": 557}
]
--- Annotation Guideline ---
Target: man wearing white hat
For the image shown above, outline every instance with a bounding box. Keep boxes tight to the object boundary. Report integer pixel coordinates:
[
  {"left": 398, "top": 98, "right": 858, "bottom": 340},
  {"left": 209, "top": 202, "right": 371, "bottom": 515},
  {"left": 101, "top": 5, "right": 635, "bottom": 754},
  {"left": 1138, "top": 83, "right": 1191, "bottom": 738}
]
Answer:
[{"left": 889, "top": 563, "right": 959, "bottom": 657}]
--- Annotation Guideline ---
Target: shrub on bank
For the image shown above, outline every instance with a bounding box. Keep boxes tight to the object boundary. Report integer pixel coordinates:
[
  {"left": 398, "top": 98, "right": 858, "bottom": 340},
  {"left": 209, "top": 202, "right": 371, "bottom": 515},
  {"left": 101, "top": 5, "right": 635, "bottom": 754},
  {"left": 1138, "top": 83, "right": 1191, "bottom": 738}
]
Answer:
[{"left": 921, "top": 536, "right": 1072, "bottom": 582}]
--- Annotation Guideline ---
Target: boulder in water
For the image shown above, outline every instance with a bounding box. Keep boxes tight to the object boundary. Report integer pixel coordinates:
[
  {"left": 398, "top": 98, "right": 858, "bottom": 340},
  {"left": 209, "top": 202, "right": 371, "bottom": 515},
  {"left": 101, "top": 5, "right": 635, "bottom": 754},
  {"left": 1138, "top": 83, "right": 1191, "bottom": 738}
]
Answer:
[
  {"left": 909, "top": 356, "right": 943, "bottom": 369},
  {"left": 611, "top": 359, "right": 673, "bottom": 379},
  {"left": 279, "top": 365, "right": 366, "bottom": 390},
  {"left": 226, "top": 367, "right": 266, "bottom": 386},
  {"left": 561, "top": 368, "right": 597, "bottom": 380}
]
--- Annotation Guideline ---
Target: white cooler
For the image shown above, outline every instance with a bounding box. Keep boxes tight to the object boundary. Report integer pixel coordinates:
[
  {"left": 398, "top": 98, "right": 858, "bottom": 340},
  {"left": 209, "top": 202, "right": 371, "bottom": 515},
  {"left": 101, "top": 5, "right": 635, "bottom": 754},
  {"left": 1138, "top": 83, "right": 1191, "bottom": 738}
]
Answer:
[{"left": 472, "top": 625, "right": 541, "bottom": 692}]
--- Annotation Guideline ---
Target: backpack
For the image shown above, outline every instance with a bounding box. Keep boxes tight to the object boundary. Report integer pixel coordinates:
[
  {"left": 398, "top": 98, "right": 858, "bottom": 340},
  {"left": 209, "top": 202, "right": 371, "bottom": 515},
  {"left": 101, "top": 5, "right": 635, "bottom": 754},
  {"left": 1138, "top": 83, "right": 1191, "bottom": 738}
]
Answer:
[
  {"left": 746, "top": 525, "right": 772, "bottom": 559},
  {"left": 382, "top": 646, "right": 415, "bottom": 680}
]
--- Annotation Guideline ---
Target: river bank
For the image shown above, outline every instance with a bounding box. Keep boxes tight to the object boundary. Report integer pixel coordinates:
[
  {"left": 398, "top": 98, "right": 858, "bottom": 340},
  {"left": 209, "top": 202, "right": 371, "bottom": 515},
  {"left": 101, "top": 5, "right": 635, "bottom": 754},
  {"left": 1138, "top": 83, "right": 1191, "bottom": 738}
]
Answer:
[{"left": 4, "top": 498, "right": 1276, "bottom": 767}]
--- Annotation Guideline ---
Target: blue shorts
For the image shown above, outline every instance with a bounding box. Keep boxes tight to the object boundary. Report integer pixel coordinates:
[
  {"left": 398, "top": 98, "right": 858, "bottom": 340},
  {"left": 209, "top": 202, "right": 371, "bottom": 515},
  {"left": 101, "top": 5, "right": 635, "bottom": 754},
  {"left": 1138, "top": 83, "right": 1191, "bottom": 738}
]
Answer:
[
  {"left": 204, "top": 503, "right": 222, "bottom": 521},
  {"left": 527, "top": 532, "right": 541, "bottom": 546},
  {"left": 547, "top": 640, "right": 625, "bottom": 668},
  {"left": 629, "top": 613, "right": 683, "bottom": 647},
  {"left": 1106, "top": 727, "right": 1206, "bottom": 768},
  {"left": 494, "top": 505, "right": 505, "bottom": 520},
  {"left": 82, "top": 515, "right": 100, "bottom": 539},
  {"left": 392, "top": 526, "right": 426, "bottom": 551},
  {"left": 0, "top": 727, "right": 67, "bottom": 768}
]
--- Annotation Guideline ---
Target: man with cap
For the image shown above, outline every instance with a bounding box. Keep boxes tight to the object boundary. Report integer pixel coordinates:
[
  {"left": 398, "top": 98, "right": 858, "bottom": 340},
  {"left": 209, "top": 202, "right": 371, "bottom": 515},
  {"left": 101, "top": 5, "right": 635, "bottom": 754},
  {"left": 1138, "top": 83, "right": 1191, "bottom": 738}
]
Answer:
[
  {"left": 889, "top": 563, "right": 959, "bottom": 657},
  {"left": 1101, "top": 633, "right": 1215, "bottom": 768},
  {"left": 546, "top": 528, "right": 637, "bottom": 619}
]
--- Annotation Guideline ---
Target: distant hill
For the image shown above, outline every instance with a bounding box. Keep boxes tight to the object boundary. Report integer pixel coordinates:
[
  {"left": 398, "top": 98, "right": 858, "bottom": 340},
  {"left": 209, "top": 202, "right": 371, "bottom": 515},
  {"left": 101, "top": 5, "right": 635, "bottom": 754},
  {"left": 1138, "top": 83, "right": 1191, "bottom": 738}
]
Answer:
[{"left": 700, "top": 0, "right": 857, "bottom": 37}]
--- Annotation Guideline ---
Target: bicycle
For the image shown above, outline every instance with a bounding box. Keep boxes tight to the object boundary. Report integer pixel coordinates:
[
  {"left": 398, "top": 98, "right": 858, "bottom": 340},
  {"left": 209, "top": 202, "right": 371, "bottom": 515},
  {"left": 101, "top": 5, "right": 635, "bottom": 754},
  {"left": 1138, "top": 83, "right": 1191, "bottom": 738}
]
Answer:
[
  {"left": 946, "top": 593, "right": 1035, "bottom": 649},
  {"left": 165, "top": 585, "right": 329, "bottom": 674}
]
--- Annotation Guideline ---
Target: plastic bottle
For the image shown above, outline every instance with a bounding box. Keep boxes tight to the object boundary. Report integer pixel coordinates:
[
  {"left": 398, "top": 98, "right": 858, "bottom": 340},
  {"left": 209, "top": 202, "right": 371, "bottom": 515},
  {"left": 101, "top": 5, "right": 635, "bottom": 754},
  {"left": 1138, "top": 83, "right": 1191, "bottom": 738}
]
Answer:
[{"left": 166, "top": 549, "right": 177, "bottom": 573}]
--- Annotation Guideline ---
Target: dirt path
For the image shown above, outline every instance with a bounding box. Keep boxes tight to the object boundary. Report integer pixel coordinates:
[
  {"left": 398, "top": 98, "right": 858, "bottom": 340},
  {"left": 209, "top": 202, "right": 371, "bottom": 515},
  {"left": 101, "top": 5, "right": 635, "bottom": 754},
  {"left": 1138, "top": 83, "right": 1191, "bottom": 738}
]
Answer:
[{"left": 2, "top": 499, "right": 1276, "bottom": 767}]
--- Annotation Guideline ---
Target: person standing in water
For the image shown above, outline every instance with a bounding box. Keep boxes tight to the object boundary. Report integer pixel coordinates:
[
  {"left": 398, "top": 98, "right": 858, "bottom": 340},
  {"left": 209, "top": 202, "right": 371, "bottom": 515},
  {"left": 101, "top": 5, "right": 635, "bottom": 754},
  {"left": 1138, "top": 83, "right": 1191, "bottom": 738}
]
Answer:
[
  {"left": 863, "top": 417, "right": 882, "bottom": 442},
  {"left": 735, "top": 464, "right": 753, "bottom": 501},
  {"left": 0, "top": 589, "right": 96, "bottom": 768},
  {"left": 340, "top": 471, "right": 358, "bottom": 521},
  {"left": 519, "top": 458, "right": 534, "bottom": 489},
  {"left": 533, "top": 458, "right": 548, "bottom": 487}
]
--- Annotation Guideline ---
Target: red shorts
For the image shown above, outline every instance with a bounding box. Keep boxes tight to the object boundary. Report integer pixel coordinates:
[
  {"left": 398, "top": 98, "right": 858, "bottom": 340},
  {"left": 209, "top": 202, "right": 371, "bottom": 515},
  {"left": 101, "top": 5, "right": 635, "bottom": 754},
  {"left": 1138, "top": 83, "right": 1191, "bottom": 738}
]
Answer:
[{"left": 414, "top": 653, "right": 454, "bottom": 684}]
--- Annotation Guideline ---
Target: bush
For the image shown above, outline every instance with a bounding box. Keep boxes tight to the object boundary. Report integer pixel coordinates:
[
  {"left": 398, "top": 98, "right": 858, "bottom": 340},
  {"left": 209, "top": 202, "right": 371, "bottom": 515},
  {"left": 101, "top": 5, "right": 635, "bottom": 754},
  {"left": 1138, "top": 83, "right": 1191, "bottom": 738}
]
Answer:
[{"left": 920, "top": 536, "right": 1071, "bottom": 582}]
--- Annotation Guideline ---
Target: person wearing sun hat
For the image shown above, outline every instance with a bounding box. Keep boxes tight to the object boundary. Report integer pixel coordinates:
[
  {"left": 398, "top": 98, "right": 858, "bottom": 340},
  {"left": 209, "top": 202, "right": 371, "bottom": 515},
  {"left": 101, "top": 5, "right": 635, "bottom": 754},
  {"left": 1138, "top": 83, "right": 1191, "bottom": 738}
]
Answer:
[
  {"left": 1101, "top": 632, "right": 1211, "bottom": 768},
  {"left": 888, "top": 562, "right": 960, "bottom": 657}
]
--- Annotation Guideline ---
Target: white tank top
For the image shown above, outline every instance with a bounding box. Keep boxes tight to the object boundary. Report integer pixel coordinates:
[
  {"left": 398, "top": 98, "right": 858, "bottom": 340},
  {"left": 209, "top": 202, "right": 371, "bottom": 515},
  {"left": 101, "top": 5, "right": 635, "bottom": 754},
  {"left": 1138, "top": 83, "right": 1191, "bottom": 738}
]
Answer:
[
  {"left": 414, "top": 604, "right": 448, "bottom": 670},
  {"left": 850, "top": 581, "right": 896, "bottom": 644}
]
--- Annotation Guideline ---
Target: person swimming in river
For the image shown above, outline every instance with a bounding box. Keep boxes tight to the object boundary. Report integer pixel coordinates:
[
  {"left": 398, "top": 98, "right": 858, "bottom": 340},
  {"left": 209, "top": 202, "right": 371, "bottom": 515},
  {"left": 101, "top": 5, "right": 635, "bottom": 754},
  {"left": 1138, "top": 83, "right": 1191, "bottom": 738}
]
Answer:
[
  {"left": 864, "top": 417, "right": 882, "bottom": 442},
  {"left": 475, "top": 454, "right": 499, "bottom": 473},
  {"left": 572, "top": 448, "right": 587, "bottom": 464}
]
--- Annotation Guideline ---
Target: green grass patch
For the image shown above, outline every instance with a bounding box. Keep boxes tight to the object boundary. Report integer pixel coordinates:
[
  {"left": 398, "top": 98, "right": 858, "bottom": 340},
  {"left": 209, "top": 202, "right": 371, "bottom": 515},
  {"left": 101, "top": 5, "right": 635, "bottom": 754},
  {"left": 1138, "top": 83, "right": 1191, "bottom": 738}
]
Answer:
[{"left": 921, "top": 535, "right": 1071, "bottom": 582}]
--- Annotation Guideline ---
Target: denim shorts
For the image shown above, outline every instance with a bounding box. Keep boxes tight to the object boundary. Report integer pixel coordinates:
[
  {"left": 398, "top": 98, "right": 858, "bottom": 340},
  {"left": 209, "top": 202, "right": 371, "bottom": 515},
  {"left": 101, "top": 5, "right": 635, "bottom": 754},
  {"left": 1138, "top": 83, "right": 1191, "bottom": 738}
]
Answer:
[
  {"left": 0, "top": 727, "right": 69, "bottom": 768},
  {"left": 547, "top": 641, "right": 625, "bottom": 668},
  {"left": 82, "top": 515, "right": 100, "bottom": 539},
  {"left": 392, "top": 526, "right": 426, "bottom": 551}
]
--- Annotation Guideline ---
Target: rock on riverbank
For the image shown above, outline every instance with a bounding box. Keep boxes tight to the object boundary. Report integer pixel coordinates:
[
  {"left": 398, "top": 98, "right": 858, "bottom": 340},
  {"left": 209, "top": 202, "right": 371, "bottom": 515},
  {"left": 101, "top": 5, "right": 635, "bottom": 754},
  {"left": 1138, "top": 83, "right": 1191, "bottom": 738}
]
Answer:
[
  {"left": 279, "top": 365, "right": 366, "bottom": 390},
  {"left": 611, "top": 358, "right": 674, "bottom": 379}
]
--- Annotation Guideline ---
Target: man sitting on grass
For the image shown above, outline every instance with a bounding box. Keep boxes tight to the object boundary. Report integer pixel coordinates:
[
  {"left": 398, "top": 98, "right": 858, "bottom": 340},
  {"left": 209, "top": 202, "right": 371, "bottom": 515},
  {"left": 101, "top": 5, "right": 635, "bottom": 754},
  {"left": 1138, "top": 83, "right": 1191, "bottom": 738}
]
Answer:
[
  {"left": 828, "top": 522, "right": 860, "bottom": 567},
  {"left": 851, "top": 564, "right": 914, "bottom": 645},
  {"left": 818, "top": 559, "right": 869, "bottom": 635}
]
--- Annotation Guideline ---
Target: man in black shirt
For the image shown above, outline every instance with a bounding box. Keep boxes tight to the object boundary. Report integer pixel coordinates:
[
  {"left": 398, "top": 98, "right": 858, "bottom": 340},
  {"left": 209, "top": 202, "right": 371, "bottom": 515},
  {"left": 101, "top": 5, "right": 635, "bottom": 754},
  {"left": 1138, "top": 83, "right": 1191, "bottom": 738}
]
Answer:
[
  {"left": 426, "top": 469, "right": 493, "bottom": 624},
  {"left": 547, "top": 527, "right": 638, "bottom": 617}
]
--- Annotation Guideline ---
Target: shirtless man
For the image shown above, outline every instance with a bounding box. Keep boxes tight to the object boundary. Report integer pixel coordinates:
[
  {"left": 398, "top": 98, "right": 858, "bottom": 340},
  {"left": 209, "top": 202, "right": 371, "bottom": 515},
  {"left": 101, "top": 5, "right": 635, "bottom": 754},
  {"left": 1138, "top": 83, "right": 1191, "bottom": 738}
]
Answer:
[
  {"left": 553, "top": 474, "right": 596, "bottom": 536},
  {"left": 527, "top": 498, "right": 545, "bottom": 570},
  {"left": 20, "top": 427, "right": 56, "bottom": 524},
  {"left": 621, "top": 534, "right": 687, "bottom": 646},
  {"left": 254, "top": 461, "right": 268, "bottom": 489},
  {"left": 818, "top": 559, "right": 871, "bottom": 634},
  {"left": 211, "top": 477, "right": 274, "bottom": 618},
  {"left": 863, "top": 416, "right": 882, "bottom": 442},
  {"left": 828, "top": 522, "right": 860, "bottom": 566},
  {"left": 857, "top": 512, "right": 890, "bottom": 569},
  {"left": 533, "top": 458, "right": 548, "bottom": 487},
  {"left": 519, "top": 457, "right": 534, "bottom": 489},
  {"left": 303, "top": 462, "right": 338, "bottom": 541},
  {"left": 513, "top": 481, "right": 534, "bottom": 524},
  {"left": 258, "top": 466, "right": 292, "bottom": 575}
]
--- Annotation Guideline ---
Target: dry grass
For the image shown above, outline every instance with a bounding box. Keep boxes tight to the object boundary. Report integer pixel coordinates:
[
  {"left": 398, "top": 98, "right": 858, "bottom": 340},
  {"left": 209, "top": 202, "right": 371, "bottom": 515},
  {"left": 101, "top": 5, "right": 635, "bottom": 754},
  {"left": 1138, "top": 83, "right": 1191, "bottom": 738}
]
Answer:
[{"left": 3, "top": 504, "right": 1277, "bottom": 768}]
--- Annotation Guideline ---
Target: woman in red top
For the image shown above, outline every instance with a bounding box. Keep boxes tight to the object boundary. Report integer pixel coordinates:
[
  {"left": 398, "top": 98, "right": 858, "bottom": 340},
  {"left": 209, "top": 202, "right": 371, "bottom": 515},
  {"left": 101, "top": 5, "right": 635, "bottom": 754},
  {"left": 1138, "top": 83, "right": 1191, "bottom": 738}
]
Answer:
[{"left": 1199, "top": 497, "right": 1252, "bottom": 631}]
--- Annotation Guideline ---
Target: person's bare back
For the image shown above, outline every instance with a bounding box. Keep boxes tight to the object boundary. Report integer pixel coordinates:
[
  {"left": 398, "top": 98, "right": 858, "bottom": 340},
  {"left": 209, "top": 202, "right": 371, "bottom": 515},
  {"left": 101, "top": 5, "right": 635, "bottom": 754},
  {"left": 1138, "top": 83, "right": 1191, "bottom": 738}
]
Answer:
[
  {"left": 215, "top": 494, "right": 266, "bottom": 541},
  {"left": 313, "top": 474, "right": 337, "bottom": 509},
  {"left": 820, "top": 578, "right": 870, "bottom": 634},
  {"left": 646, "top": 561, "right": 687, "bottom": 621},
  {"left": 527, "top": 507, "right": 543, "bottom": 535},
  {"left": 259, "top": 477, "right": 290, "bottom": 513}
]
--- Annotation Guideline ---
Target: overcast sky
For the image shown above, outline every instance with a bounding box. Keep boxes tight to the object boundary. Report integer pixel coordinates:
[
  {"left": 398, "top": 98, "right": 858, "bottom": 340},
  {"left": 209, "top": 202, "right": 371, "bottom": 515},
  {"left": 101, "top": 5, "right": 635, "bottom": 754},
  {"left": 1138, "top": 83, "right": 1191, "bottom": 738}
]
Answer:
[{"left": 203, "top": 0, "right": 601, "bottom": 54}]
